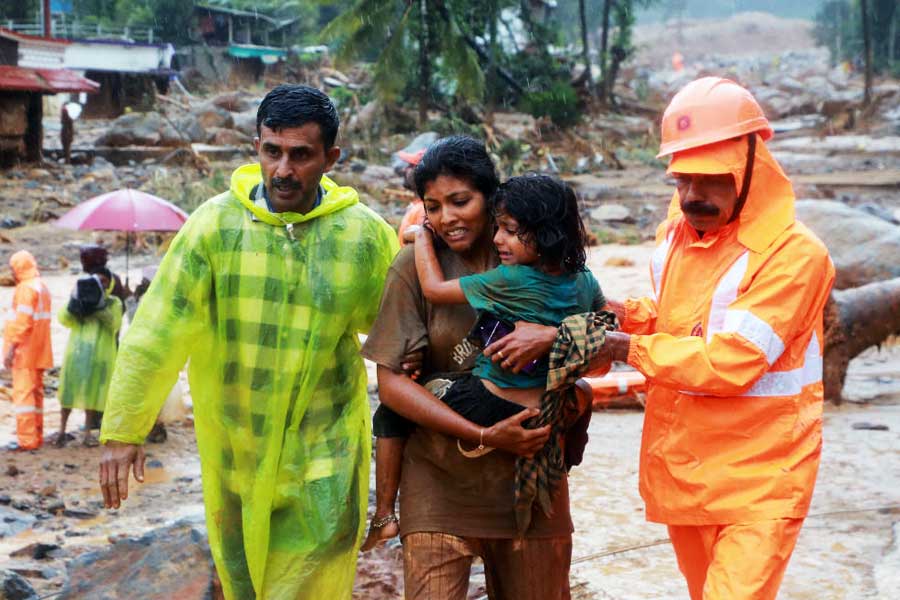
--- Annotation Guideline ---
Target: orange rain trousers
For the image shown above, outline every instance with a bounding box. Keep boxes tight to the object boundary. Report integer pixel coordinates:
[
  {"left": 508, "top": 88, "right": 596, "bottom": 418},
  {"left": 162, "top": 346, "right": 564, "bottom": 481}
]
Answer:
[
  {"left": 12, "top": 368, "right": 44, "bottom": 449},
  {"left": 668, "top": 518, "right": 803, "bottom": 600}
]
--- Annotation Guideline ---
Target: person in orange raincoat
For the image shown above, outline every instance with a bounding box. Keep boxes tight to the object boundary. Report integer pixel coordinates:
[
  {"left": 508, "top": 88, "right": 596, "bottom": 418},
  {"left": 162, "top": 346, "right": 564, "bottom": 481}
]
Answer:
[
  {"left": 4, "top": 250, "right": 53, "bottom": 451},
  {"left": 396, "top": 148, "right": 426, "bottom": 245},
  {"left": 597, "top": 77, "right": 835, "bottom": 599}
]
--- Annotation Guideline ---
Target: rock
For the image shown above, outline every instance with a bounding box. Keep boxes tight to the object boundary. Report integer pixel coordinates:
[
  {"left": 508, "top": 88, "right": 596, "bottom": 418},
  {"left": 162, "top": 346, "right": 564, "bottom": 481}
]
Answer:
[
  {"left": 27, "top": 169, "right": 51, "bottom": 179},
  {"left": 0, "top": 494, "right": 10, "bottom": 505},
  {"left": 347, "top": 100, "right": 381, "bottom": 134},
  {"left": 851, "top": 422, "right": 890, "bottom": 431},
  {"left": 491, "top": 112, "right": 537, "bottom": 140},
  {"left": 209, "top": 91, "right": 256, "bottom": 113},
  {"left": 193, "top": 103, "right": 234, "bottom": 130},
  {"left": 232, "top": 110, "right": 257, "bottom": 137},
  {"left": 322, "top": 76, "right": 345, "bottom": 88},
  {"left": 208, "top": 127, "right": 252, "bottom": 147},
  {"left": 6, "top": 465, "right": 19, "bottom": 477},
  {"left": 0, "top": 506, "right": 36, "bottom": 538},
  {"left": 96, "top": 112, "right": 188, "bottom": 148},
  {"left": 319, "top": 67, "right": 351, "bottom": 84},
  {"left": 355, "top": 165, "right": 398, "bottom": 193},
  {"left": 146, "top": 458, "right": 164, "bottom": 469},
  {"left": 391, "top": 132, "right": 439, "bottom": 170},
  {"left": 796, "top": 200, "right": 900, "bottom": 289},
  {"left": 173, "top": 116, "right": 208, "bottom": 144},
  {"left": 9, "top": 542, "right": 61, "bottom": 560},
  {"left": 5, "top": 563, "right": 57, "bottom": 581},
  {"left": 566, "top": 174, "right": 614, "bottom": 201},
  {"left": 61, "top": 520, "right": 216, "bottom": 600},
  {"left": 1, "top": 217, "right": 23, "bottom": 229},
  {"left": 590, "top": 204, "right": 632, "bottom": 222},
  {"left": 62, "top": 508, "right": 98, "bottom": 520},
  {"left": 0, "top": 568, "right": 37, "bottom": 600},
  {"left": 818, "top": 90, "right": 861, "bottom": 119},
  {"left": 37, "top": 485, "right": 56, "bottom": 498}
]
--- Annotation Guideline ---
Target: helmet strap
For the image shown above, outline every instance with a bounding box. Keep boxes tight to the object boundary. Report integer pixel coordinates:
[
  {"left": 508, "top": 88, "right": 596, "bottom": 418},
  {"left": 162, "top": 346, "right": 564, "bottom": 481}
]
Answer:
[{"left": 728, "top": 133, "right": 756, "bottom": 224}]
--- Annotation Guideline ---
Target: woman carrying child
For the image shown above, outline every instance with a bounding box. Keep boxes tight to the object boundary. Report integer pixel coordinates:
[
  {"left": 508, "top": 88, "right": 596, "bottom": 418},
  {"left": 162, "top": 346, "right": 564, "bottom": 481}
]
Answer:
[{"left": 360, "top": 136, "right": 608, "bottom": 600}]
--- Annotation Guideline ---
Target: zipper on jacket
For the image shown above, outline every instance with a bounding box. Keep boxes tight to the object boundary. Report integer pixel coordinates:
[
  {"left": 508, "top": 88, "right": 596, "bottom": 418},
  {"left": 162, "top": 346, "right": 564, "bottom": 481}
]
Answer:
[{"left": 285, "top": 223, "right": 295, "bottom": 240}]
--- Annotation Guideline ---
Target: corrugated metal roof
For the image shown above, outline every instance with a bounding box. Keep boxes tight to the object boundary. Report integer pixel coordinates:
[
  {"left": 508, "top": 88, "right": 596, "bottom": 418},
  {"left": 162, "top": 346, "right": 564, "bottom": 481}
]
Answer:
[{"left": 0, "top": 65, "right": 99, "bottom": 93}]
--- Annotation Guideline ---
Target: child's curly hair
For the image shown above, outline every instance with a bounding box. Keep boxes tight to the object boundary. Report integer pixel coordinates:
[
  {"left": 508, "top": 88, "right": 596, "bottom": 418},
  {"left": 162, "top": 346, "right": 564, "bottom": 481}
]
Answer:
[{"left": 493, "top": 173, "right": 588, "bottom": 274}]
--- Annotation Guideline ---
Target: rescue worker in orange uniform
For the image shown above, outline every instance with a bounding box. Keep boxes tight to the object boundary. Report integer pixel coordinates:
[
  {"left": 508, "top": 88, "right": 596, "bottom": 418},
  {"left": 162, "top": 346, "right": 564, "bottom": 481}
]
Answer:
[
  {"left": 599, "top": 77, "right": 835, "bottom": 599},
  {"left": 4, "top": 250, "right": 53, "bottom": 450}
]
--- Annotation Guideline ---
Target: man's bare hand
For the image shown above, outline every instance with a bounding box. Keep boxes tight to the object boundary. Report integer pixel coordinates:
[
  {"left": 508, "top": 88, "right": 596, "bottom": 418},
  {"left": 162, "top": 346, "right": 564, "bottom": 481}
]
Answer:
[
  {"left": 400, "top": 349, "right": 424, "bottom": 381},
  {"left": 484, "top": 321, "right": 557, "bottom": 373},
  {"left": 483, "top": 408, "right": 550, "bottom": 458},
  {"left": 99, "top": 441, "right": 145, "bottom": 509}
]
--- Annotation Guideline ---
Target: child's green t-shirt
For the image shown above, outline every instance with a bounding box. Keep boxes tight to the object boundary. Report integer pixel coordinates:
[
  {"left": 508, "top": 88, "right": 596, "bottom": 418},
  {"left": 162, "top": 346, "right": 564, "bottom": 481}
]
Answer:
[{"left": 458, "top": 264, "right": 605, "bottom": 389}]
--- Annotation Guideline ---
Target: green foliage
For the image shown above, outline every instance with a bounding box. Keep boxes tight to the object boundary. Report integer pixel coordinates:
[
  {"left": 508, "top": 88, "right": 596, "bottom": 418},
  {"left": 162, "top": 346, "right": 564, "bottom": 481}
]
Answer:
[
  {"left": 814, "top": 0, "right": 899, "bottom": 73},
  {"left": 520, "top": 81, "right": 581, "bottom": 128}
]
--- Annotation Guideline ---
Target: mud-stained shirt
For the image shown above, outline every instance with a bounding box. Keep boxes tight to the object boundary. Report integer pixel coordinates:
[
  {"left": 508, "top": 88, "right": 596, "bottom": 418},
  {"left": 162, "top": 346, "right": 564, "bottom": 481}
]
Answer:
[{"left": 361, "top": 245, "right": 574, "bottom": 539}]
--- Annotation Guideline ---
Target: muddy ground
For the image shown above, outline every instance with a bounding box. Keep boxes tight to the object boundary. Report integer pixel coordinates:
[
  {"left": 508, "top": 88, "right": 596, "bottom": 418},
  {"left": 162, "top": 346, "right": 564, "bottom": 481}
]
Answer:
[{"left": 0, "top": 246, "right": 898, "bottom": 599}]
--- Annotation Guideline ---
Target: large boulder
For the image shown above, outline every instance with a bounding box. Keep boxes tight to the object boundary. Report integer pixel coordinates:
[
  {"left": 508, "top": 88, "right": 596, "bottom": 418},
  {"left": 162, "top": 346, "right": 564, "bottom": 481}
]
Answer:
[
  {"left": 173, "top": 115, "right": 208, "bottom": 144},
  {"left": 232, "top": 110, "right": 257, "bottom": 138},
  {"left": 193, "top": 103, "right": 235, "bottom": 130},
  {"left": 209, "top": 91, "right": 257, "bottom": 113},
  {"left": 796, "top": 200, "right": 900, "bottom": 289},
  {"left": 60, "top": 520, "right": 217, "bottom": 600},
  {"left": 96, "top": 112, "right": 187, "bottom": 147}
]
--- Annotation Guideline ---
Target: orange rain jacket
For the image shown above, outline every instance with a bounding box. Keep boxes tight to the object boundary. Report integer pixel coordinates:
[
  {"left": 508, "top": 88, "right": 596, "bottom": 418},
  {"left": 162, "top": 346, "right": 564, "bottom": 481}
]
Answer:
[
  {"left": 4, "top": 251, "right": 53, "bottom": 369},
  {"left": 622, "top": 136, "right": 835, "bottom": 525}
]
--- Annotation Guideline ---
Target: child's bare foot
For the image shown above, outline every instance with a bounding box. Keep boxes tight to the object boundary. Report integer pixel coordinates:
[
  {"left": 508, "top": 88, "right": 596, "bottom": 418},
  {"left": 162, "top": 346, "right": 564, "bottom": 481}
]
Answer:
[{"left": 360, "top": 513, "right": 399, "bottom": 551}]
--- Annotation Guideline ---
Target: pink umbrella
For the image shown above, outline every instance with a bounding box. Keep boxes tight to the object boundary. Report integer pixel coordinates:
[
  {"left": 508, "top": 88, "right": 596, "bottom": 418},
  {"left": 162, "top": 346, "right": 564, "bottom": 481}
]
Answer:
[{"left": 55, "top": 188, "right": 189, "bottom": 285}]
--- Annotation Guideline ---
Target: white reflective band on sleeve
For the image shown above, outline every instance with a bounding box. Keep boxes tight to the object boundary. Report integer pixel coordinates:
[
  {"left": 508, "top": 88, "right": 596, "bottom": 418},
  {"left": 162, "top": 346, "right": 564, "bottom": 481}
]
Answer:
[
  {"left": 15, "top": 304, "right": 34, "bottom": 316},
  {"left": 34, "top": 312, "right": 52, "bottom": 320},
  {"left": 722, "top": 309, "right": 786, "bottom": 365},
  {"left": 651, "top": 232, "right": 674, "bottom": 302},
  {"left": 706, "top": 252, "right": 749, "bottom": 341},
  {"left": 742, "top": 332, "right": 822, "bottom": 398},
  {"left": 13, "top": 405, "right": 41, "bottom": 414}
]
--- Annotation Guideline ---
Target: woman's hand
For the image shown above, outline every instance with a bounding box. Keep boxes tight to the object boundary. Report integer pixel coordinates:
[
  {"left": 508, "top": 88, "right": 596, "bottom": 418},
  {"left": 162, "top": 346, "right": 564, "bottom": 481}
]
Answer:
[
  {"left": 484, "top": 321, "right": 557, "bottom": 373},
  {"left": 483, "top": 408, "right": 550, "bottom": 458}
]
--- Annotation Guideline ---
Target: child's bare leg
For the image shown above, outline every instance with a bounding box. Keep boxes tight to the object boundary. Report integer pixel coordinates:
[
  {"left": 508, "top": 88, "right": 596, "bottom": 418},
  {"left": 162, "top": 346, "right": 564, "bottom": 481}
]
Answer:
[
  {"left": 55, "top": 408, "right": 71, "bottom": 448},
  {"left": 361, "top": 436, "right": 404, "bottom": 551}
]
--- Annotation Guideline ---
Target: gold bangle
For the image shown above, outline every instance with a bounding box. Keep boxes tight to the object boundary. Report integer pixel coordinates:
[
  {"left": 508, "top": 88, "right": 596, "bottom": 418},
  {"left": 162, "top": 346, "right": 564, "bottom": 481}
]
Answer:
[{"left": 457, "top": 428, "right": 494, "bottom": 458}]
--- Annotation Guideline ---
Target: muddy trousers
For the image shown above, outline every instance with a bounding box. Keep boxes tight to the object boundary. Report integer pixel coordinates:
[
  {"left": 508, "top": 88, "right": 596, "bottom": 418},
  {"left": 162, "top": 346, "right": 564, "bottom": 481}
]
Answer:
[
  {"left": 667, "top": 518, "right": 804, "bottom": 600},
  {"left": 12, "top": 368, "right": 44, "bottom": 450},
  {"left": 402, "top": 532, "right": 571, "bottom": 600}
]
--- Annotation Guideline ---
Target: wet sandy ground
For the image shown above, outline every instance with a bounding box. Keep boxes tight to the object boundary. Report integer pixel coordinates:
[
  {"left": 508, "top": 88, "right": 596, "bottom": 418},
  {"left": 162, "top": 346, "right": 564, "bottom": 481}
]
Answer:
[{"left": 1, "top": 246, "right": 898, "bottom": 599}]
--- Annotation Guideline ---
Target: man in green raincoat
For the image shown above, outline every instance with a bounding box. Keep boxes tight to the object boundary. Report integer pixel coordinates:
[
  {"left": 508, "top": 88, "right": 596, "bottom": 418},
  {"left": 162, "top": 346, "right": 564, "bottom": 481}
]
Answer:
[{"left": 98, "top": 85, "right": 399, "bottom": 599}]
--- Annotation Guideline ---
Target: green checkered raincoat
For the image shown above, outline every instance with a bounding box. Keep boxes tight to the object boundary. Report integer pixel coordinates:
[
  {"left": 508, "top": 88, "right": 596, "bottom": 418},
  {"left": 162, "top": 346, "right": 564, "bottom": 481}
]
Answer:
[{"left": 100, "top": 164, "right": 399, "bottom": 599}]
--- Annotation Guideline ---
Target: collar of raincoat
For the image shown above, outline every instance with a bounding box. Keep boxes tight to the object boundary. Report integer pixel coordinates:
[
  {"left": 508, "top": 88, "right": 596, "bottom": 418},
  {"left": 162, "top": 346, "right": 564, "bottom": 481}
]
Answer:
[
  {"left": 9, "top": 250, "right": 38, "bottom": 281},
  {"left": 664, "top": 135, "right": 795, "bottom": 254},
  {"left": 230, "top": 163, "right": 358, "bottom": 226}
]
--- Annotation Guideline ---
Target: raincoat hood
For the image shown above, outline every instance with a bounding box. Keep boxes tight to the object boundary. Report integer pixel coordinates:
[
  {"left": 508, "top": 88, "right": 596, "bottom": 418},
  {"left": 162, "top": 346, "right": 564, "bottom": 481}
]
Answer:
[
  {"left": 666, "top": 135, "right": 795, "bottom": 254},
  {"left": 10, "top": 250, "right": 39, "bottom": 281},
  {"left": 230, "top": 163, "right": 358, "bottom": 225}
]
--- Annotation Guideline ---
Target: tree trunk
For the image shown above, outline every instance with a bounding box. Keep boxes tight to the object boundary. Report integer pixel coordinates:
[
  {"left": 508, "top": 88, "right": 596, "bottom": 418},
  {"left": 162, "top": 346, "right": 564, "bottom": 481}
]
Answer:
[
  {"left": 861, "top": 0, "right": 873, "bottom": 107},
  {"left": 487, "top": 0, "right": 499, "bottom": 121},
  {"left": 418, "top": 0, "right": 431, "bottom": 126},
  {"left": 579, "top": 0, "right": 593, "bottom": 91},
  {"left": 599, "top": 0, "right": 613, "bottom": 102},
  {"left": 823, "top": 277, "right": 900, "bottom": 403}
]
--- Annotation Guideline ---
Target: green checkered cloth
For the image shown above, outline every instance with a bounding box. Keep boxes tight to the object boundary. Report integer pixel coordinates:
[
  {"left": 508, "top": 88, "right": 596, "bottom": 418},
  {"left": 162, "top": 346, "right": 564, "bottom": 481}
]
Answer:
[
  {"left": 100, "top": 165, "right": 399, "bottom": 599},
  {"left": 515, "top": 310, "right": 619, "bottom": 534},
  {"left": 58, "top": 296, "right": 122, "bottom": 411}
]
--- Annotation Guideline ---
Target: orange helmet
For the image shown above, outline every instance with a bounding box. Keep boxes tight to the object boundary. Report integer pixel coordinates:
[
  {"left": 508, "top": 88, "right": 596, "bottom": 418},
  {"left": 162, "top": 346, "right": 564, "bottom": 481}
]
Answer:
[{"left": 657, "top": 77, "right": 773, "bottom": 158}]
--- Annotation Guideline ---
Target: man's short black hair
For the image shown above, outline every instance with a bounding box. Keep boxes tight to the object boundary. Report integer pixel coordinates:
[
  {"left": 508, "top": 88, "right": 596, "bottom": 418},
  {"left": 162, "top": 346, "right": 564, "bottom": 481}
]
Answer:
[{"left": 256, "top": 84, "right": 339, "bottom": 150}]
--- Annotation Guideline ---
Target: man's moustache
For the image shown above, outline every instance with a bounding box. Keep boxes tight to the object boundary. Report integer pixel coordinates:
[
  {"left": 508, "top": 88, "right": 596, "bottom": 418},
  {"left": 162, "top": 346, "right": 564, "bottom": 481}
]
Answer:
[
  {"left": 271, "top": 177, "right": 301, "bottom": 191},
  {"left": 681, "top": 201, "right": 720, "bottom": 216}
]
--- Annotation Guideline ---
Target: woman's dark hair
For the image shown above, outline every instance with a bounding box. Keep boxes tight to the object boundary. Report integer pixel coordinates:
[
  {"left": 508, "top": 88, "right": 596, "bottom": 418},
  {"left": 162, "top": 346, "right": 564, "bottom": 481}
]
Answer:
[
  {"left": 256, "top": 84, "right": 339, "bottom": 150},
  {"left": 493, "top": 173, "right": 588, "bottom": 273},
  {"left": 413, "top": 135, "right": 499, "bottom": 201}
]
